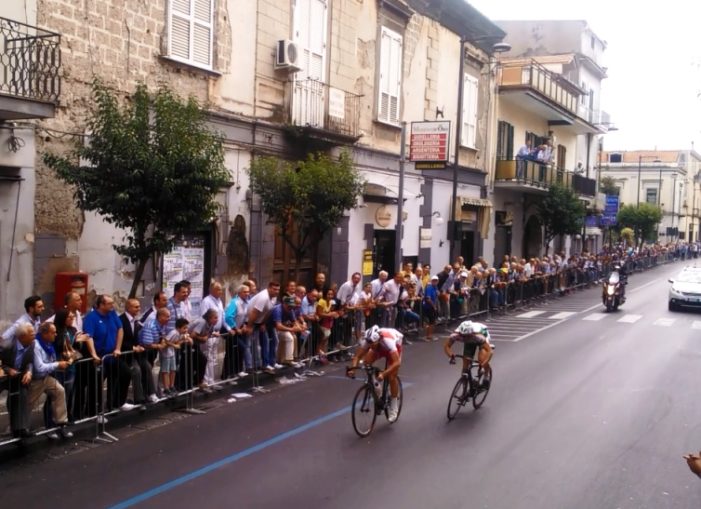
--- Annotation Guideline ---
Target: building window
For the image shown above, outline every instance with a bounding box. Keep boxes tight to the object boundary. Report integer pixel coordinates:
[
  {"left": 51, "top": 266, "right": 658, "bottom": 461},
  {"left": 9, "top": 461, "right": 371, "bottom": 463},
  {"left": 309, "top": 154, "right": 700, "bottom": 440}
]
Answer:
[
  {"left": 377, "top": 26, "right": 402, "bottom": 125},
  {"left": 461, "top": 73, "right": 478, "bottom": 148},
  {"left": 496, "top": 120, "right": 513, "bottom": 160},
  {"left": 167, "top": 0, "right": 214, "bottom": 70},
  {"left": 646, "top": 188, "right": 657, "bottom": 204},
  {"left": 609, "top": 153, "right": 622, "bottom": 163}
]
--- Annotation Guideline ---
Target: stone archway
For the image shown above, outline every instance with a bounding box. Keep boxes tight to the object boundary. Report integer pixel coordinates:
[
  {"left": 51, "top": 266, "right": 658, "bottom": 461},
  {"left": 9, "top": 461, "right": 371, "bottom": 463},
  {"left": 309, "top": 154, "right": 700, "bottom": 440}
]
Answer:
[{"left": 523, "top": 214, "right": 543, "bottom": 259}]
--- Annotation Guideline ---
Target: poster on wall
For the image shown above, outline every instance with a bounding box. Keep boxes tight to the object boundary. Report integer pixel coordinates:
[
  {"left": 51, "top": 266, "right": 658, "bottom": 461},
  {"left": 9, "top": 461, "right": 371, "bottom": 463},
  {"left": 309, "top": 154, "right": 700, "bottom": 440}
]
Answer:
[{"left": 162, "top": 234, "right": 206, "bottom": 317}]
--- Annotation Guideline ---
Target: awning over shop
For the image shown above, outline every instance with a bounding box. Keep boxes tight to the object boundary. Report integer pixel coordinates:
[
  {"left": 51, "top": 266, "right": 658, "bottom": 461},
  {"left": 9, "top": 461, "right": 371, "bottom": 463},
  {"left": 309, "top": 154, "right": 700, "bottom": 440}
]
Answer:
[
  {"left": 455, "top": 196, "right": 493, "bottom": 239},
  {"left": 459, "top": 196, "right": 493, "bottom": 208}
]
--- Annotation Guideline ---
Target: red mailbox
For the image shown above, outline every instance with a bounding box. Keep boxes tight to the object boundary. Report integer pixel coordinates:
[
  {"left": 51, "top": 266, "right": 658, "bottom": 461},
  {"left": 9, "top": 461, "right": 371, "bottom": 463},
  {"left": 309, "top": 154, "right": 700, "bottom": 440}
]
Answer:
[{"left": 54, "top": 272, "right": 89, "bottom": 314}]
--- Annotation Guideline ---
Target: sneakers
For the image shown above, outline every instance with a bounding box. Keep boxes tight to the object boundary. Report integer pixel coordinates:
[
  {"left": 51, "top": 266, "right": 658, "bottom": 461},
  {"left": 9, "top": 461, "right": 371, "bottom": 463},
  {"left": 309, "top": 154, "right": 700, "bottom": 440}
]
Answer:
[
  {"left": 273, "top": 363, "right": 284, "bottom": 369},
  {"left": 147, "top": 394, "right": 159, "bottom": 403},
  {"left": 264, "top": 365, "right": 276, "bottom": 374},
  {"left": 290, "top": 361, "right": 302, "bottom": 369},
  {"left": 120, "top": 402, "right": 138, "bottom": 412},
  {"left": 387, "top": 398, "right": 399, "bottom": 422},
  {"left": 47, "top": 431, "right": 60, "bottom": 440},
  {"left": 237, "top": 371, "right": 249, "bottom": 378},
  {"left": 59, "top": 426, "right": 74, "bottom": 439}
]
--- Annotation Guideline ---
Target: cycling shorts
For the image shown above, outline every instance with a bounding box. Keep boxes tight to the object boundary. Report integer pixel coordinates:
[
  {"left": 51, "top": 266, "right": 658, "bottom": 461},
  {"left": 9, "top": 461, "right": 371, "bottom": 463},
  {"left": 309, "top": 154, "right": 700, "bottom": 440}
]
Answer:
[{"left": 461, "top": 339, "right": 484, "bottom": 359}]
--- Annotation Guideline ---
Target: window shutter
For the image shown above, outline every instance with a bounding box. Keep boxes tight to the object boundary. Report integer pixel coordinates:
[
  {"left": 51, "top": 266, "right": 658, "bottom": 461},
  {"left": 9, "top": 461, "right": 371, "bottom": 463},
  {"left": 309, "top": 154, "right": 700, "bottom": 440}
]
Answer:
[
  {"left": 378, "top": 27, "right": 402, "bottom": 124},
  {"left": 461, "top": 74, "right": 478, "bottom": 148},
  {"left": 193, "top": 0, "right": 212, "bottom": 67},
  {"left": 168, "top": 0, "right": 213, "bottom": 69},
  {"left": 308, "top": 0, "right": 326, "bottom": 80}
]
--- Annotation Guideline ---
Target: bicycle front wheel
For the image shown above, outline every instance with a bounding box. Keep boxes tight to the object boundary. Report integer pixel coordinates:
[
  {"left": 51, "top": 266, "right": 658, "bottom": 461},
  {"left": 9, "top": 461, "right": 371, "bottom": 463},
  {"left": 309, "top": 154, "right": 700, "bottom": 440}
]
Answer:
[
  {"left": 352, "top": 385, "right": 377, "bottom": 437},
  {"left": 472, "top": 368, "right": 491, "bottom": 409},
  {"left": 384, "top": 377, "right": 403, "bottom": 424},
  {"left": 447, "top": 377, "right": 468, "bottom": 420}
]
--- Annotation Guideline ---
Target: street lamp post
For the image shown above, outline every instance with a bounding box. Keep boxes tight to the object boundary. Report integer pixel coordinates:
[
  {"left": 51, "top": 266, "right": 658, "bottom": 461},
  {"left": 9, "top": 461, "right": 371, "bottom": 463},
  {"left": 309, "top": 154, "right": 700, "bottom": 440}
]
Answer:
[{"left": 657, "top": 166, "right": 663, "bottom": 206}]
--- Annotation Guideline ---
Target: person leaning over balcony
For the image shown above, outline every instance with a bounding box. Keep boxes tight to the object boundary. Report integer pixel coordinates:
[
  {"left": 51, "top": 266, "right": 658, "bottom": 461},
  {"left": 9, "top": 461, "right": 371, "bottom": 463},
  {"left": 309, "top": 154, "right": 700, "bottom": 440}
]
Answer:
[{"left": 515, "top": 140, "right": 533, "bottom": 179}]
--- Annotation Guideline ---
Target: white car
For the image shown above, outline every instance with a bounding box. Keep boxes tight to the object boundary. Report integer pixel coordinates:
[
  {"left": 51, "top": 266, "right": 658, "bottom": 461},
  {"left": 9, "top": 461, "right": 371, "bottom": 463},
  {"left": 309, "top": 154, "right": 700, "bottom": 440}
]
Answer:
[{"left": 668, "top": 267, "right": 701, "bottom": 311}]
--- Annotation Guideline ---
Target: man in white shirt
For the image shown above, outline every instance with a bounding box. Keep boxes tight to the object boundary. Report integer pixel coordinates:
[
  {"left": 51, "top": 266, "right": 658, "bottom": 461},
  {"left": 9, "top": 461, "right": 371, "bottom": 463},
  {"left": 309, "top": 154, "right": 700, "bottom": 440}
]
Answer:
[
  {"left": 47, "top": 291, "right": 84, "bottom": 333},
  {"left": 199, "top": 282, "right": 229, "bottom": 388},
  {"left": 1, "top": 296, "right": 44, "bottom": 347},
  {"left": 247, "top": 281, "right": 281, "bottom": 373},
  {"left": 381, "top": 272, "right": 404, "bottom": 328}
]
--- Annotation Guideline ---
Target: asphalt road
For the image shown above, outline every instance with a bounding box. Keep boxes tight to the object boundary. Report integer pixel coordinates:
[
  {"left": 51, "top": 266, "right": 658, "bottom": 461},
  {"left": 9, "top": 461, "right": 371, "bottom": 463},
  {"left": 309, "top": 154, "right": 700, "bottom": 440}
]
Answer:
[{"left": 3, "top": 260, "right": 701, "bottom": 509}]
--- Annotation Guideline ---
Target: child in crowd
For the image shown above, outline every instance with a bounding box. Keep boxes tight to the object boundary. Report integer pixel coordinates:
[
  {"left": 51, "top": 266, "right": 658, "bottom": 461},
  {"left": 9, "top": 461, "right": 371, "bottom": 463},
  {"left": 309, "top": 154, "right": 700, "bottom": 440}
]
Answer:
[{"left": 161, "top": 318, "right": 188, "bottom": 396}]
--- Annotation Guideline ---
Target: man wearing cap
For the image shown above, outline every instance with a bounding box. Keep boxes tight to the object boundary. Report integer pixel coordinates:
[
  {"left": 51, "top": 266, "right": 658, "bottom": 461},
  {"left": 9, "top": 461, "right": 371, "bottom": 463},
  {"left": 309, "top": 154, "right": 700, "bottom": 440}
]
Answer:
[{"left": 271, "top": 296, "right": 303, "bottom": 368}]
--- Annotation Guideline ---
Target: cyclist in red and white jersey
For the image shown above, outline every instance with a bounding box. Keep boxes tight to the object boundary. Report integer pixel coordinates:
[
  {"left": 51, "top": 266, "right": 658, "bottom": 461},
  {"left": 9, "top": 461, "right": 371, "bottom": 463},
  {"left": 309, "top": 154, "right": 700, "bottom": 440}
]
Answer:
[{"left": 347, "top": 325, "right": 403, "bottom": 421}]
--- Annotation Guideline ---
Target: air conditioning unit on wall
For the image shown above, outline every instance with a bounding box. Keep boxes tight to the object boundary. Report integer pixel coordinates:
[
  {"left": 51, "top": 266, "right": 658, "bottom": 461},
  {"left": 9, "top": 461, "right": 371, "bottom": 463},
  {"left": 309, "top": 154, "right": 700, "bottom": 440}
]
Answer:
[{"left": 275, "top": 40, "right": 302, "bottom": 72}]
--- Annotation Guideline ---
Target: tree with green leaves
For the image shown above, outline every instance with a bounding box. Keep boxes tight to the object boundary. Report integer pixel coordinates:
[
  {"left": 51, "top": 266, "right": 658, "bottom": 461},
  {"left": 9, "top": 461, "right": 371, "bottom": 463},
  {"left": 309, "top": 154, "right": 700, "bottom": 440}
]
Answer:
[
  {"left": 248, "top": 151, "right": 363, "bottom": 280},
  {"left": 599, "top": 176, "right": 619, "bottom": 196},
  {"left": 537, "top": 184, "right": 586, "bottom": 255},
  {"left": 44, "top": 81, "right": 229, "bottom": 298},
  {"left": 616, "top": 203, "right": 663, "bottom": 249}
]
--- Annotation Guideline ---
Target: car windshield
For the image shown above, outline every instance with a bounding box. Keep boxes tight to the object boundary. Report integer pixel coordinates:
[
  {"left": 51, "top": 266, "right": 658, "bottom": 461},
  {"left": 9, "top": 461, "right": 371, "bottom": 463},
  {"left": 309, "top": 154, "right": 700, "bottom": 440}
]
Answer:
[{"left": 675, "top": 271, "right": 701, "bottom": 284}]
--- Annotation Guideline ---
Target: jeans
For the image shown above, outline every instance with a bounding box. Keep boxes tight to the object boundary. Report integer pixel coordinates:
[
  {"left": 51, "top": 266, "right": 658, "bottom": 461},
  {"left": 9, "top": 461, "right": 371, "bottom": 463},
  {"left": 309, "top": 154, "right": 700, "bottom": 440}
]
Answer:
[{"left": 237, "top": 334, "right": 253, "bottom": 370}]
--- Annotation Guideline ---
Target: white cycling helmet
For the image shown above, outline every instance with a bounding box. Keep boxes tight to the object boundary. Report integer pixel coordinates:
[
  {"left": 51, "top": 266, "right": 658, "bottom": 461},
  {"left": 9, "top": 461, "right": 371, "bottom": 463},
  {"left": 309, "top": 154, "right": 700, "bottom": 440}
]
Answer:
[
  {"left": 455, "top": 320, "right": 474, "bottom": 335},
  {"left": 365, "top": 325, "right": 380, "bottom": 343}
]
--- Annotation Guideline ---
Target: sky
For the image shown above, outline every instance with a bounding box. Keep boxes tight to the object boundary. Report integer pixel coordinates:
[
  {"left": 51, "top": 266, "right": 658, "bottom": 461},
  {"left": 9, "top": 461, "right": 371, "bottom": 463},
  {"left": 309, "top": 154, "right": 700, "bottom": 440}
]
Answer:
[{"left": 469, "top": 0, "right": 701, "bottom": 153}]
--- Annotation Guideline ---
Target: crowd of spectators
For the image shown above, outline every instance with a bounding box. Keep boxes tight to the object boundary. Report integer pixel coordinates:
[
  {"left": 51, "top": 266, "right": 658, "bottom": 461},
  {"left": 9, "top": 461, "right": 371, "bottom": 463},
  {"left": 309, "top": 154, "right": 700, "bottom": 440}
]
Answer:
[{"left": 0, "top": 240, "right": 691, "bottom": 441}]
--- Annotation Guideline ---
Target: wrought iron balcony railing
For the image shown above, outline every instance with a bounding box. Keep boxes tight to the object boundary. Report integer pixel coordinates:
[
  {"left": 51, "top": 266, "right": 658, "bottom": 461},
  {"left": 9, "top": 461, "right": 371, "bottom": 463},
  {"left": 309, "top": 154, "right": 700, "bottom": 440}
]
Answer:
[
  {"left": 288, "top": 79, "right": 361, "bottom": 140},
  {"left": 495, "top": 159, "right": 596, "bottom": 197},
  {"left": 0, "top": 17, "right": 61, "bottom": 104},
  {"left": 498, "top": 60, "right": 579, "bottom": 118}
]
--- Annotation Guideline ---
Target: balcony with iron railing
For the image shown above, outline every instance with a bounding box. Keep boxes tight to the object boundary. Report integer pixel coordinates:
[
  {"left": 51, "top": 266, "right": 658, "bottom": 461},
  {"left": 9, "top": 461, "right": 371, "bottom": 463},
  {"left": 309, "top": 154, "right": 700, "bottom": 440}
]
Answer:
[
  {"left": 285, "top": 79, "right": 361, "bottom": 144},
  {"left": 495, "top": 159, "right": 597, "bottom": 197},
  {"left": 0, "top": 17, "right": 61, "bottom": 120}
]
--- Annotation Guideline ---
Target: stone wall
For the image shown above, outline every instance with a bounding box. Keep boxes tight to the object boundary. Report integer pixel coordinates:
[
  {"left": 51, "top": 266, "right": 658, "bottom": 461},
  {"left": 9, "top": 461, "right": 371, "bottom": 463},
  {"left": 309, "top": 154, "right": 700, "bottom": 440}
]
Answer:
[{"left": 33, "top": 0, "right": 233, "bottom": 295}]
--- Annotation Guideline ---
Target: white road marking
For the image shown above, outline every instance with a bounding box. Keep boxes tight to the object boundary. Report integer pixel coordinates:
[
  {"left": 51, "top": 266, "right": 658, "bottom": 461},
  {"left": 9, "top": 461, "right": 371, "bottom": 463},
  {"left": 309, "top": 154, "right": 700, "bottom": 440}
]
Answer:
[
  {"left": 618, "top": 314, "right": 642, "bottom": 323},
  {"left": 516, "top": 310, "right": 546, "bottom": 318},
  {"left": 583, "top": 313, "right": 607, "bottom": 321},
  {"left": 654, "top": 318, "right": 675, "bottom": 327},
  {"left": 692, "top": 321, "right": 701, "bottom": 330},
  {"left": 549, "top": 312, "right": 576, "bottom": 320}
]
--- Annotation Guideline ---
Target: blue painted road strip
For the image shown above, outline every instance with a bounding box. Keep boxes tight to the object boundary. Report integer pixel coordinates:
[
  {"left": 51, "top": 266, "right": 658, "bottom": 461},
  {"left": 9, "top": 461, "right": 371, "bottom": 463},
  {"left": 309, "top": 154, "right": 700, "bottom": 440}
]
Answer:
[{"left": 108, "top": 405, "right": 351, "bottom": 509}]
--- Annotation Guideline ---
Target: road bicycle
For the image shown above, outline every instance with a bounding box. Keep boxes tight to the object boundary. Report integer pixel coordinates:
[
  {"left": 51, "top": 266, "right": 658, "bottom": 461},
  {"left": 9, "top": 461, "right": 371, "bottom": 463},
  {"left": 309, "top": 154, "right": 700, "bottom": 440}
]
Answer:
[
  {"left": 347, "top": 362, "right": 403, "bottom": 437},
  {"left": 446, "top": 354, "right": 491, "bottom": 420}
]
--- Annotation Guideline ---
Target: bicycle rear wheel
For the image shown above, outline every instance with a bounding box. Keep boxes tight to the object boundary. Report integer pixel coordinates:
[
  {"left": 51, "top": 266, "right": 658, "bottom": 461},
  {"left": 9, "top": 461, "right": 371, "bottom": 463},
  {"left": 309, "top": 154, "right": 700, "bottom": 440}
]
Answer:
[
  {"left": 472, "top": 368, "right": 491, "bottom": 409},
  {"left": 447, "top": 377, "right": 468, "bottom": 420},
  {"left": 352, "top": 385, "right": 377, "bottom": 437},
  {"left": 383, "top": 377, "right": 403, "bottom": 423}
]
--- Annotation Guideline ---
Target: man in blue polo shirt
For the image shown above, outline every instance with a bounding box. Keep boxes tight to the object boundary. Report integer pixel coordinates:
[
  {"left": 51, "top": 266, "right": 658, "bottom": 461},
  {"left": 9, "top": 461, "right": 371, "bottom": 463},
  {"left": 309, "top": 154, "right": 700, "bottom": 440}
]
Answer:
[{"left": 83, "top": 294, "right": 132, "bottom": 413}]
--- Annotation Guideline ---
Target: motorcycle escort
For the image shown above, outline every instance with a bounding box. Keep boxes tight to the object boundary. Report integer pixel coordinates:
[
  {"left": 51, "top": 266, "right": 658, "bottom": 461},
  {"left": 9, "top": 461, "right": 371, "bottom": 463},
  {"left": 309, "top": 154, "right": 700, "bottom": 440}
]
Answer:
[{"left": 602, "top": 267, "right": 626, "bottom": 312}]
